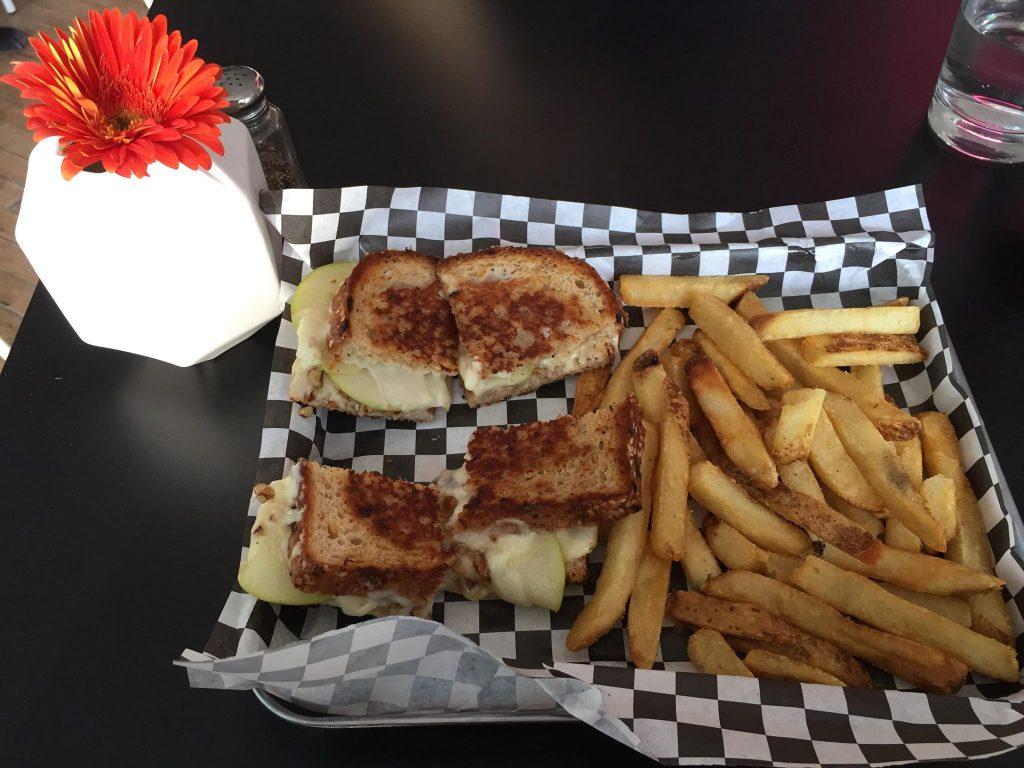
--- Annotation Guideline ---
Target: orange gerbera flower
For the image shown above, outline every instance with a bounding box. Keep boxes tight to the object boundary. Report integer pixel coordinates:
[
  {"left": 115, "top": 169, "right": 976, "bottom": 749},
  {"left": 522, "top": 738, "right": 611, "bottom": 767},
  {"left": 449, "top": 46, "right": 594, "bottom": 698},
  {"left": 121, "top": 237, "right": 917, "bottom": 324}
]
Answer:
[{"left": 1, "top": 10, "right": 228, "bottom": 179}]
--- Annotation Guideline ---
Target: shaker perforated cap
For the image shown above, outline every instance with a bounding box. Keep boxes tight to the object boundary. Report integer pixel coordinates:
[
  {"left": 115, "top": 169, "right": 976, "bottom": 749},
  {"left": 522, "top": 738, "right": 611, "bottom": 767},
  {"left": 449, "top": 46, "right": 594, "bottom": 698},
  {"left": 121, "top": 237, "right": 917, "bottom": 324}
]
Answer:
[{"left": 216, "top": 65, "right": 266, "bottom": 117}]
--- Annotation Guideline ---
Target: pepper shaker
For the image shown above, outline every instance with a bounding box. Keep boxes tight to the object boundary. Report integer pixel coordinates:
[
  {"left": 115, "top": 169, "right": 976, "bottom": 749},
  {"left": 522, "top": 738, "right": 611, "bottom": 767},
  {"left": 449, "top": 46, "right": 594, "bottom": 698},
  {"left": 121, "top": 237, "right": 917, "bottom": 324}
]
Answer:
[{"left": 216, "top": 65, "right": 307, "bottom": 189}]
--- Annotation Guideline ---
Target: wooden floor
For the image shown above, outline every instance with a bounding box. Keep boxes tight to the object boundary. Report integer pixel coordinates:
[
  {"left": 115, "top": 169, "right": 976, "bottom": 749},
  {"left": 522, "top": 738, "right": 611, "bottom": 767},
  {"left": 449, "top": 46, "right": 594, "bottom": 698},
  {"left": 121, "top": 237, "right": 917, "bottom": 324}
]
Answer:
[{"left": 1, "top": 0, "right": 144, "bottom": 370}]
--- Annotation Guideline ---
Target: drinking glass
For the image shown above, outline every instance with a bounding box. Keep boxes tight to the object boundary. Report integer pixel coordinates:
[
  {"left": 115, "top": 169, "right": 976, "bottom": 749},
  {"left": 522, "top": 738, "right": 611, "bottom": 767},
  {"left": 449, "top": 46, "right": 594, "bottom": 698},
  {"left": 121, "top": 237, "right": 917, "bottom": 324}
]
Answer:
[{"left": 928, "top": 0, "right": 1024, "bottom": 163}]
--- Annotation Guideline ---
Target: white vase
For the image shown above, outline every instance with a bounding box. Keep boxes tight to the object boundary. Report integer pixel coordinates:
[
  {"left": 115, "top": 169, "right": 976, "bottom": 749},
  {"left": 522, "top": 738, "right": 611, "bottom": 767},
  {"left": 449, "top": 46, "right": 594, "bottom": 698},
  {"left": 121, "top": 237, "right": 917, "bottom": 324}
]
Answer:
[{"left": 15, "top": 118, "right": 284, "bottom": 367}]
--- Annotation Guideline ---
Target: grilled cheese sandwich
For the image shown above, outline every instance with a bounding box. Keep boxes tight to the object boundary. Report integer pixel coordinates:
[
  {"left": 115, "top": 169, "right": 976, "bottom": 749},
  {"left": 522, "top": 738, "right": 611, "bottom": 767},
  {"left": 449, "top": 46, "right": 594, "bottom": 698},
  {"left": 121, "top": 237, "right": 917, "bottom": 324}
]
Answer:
[
  {"left": 437, "top": 247, "right": 624, "bottom": 406},
  {"left": 238, "top": 460, "right": 451, "bottom": 617},
  {"left": 290, "top": 251, "right": 459, "bottom": 421}
]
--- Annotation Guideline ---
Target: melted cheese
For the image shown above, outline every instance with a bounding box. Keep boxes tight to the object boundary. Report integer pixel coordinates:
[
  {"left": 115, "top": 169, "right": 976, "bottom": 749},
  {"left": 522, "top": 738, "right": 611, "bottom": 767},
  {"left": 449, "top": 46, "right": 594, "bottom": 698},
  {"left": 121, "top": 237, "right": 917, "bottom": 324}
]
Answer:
[
  {"left": 327, "top": 591, "right": 418, "bottom": 616},
  {"left": 456, "top": 524, "right": 598, "bottom": 563},
  {"left": 458, "top": 346, "right": 534, "bottom": 395}
]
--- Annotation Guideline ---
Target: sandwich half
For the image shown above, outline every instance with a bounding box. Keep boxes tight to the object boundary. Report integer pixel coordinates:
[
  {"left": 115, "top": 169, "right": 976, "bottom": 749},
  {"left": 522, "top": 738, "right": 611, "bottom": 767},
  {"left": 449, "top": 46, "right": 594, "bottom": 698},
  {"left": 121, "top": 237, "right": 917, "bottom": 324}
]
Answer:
[
  {"left": 238, "top": 460, "right": 451, "bottom": 618},
  {"left": 436, "top": 396, "right": 645, "bottom": 610},
  {"left": 291, "top": 251, "right": 459, "bottom": 421},
  {"left": 436, "top": 247, "right": 624, "bottom": 407}
]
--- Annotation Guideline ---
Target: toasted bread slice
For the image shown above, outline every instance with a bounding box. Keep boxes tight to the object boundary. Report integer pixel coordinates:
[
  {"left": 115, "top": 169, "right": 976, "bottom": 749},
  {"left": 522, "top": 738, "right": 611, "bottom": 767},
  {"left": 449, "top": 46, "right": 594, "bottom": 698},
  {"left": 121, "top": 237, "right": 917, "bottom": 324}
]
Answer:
[
  {"left": 288, "top": 461, "right": 451, "bottom": 614},
  {"left": 445, "top": 396, "right": 645, "bottom": 534},
  {"left": 437, "top": 247, "right": 623, "bottom": 407},
  {"left": 290, "top": 251, "right": 459, "bottom": 421}
]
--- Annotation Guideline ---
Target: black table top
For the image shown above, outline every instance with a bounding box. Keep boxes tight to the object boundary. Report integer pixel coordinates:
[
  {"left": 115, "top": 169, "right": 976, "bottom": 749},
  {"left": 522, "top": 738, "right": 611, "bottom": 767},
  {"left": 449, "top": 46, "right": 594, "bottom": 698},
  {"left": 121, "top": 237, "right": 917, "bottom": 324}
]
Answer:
[{"left": 2, "top": 1, "right": 1022, "bottom": 766}]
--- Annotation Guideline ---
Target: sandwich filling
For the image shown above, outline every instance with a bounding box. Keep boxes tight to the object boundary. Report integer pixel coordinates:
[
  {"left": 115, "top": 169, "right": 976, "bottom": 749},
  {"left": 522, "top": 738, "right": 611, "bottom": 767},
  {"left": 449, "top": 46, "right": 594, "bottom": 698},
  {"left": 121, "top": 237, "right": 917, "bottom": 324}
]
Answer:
[
  {"left": 237, "top": 463, "right": 429, "bottom": 617},
  {"left": 456, "top": 325, "right": 619, "bottom": 399},
  {"left": 295, "top": 304, "right": 451, "bottom": 413},
  {"left": 437, "top": 467, "right": 598, "bottom": 611}
]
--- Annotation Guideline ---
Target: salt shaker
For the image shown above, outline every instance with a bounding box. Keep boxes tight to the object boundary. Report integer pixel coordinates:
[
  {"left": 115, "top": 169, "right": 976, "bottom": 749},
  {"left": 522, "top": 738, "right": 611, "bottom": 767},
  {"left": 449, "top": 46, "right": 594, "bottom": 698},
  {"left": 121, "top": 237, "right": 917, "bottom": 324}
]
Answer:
[{"left": 216, "top": 65, "right": 307, "bottom": 189}]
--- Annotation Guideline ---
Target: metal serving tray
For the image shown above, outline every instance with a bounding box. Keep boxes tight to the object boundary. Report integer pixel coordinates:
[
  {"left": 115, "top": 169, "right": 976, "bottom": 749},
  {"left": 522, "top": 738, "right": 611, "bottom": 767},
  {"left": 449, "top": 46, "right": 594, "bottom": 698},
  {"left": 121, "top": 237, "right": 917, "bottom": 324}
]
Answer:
[{"left": 254, "top": 689, "right": 572, "bottom": 728}]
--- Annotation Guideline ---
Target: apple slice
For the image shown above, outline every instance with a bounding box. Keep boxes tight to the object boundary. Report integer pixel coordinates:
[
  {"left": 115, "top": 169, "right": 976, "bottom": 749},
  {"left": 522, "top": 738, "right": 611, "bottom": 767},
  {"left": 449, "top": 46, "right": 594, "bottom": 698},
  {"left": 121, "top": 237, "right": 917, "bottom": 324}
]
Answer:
[
  {"left": 237, "top": 505, "right": 330, "bottom": 605},
  {"left": 325, "top": 362, "right": 392, "bottom": 411},
  {"left": 486, "top": 532, "right": 566, "bottom": 611},
  {"left": 290, "top": 261, "right": 356, "bottom": 324},
  {"left": 326, "top": 361, "right": 451, "bottom": 412}
]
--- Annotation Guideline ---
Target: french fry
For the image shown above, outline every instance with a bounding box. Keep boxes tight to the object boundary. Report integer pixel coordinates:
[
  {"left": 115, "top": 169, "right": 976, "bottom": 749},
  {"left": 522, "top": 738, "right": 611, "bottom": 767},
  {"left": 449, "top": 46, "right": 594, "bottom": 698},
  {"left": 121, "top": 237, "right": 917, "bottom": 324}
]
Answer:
[
  {"left": 689, "top": 461, "right": 809, "bottom": 555},
  {"left": 918, "top": 411, "right": 1012, "bottom": 644},
  {"left": 764, "top": 335, "right": 920, "bottom": 440},
  {"left": 777, "top": 459, "right": 826, "bottom": 503},
  {"left": 631, "top": 351, "right": 670, "bottom": 423},
  {"left": 819, "top": 542, "right": 1004, "bottom": 595},
  {"left": 809, "top": 411, "right": 885, "bottom": 512},
  {"left": 726, "top": 637, "right": 872, "bottom": 687},
  {"left": 690, "top": 295, "right": 793, "bottom": 390},
  {"left": 823, "top": 393, "right": 945, "bottom": 551},
  {"left": 922, "top": 474, "right": 958, "bottom": 543},
  {"left": 687, "top": 628, "right": 753, "bottom": 677},
  {"left": 878, "top": 584, "right": 972, "bottom": 627},
  {"left": 734, "top": 290, "right": 771, "bottom": 321},
  {"left": 662, "top": 340, "right": 700, "bottom": 425},
  {"left": 771, "top": 388, "right": 826, "bottom": 464},
  {"left": 687, "top": 356, "right": 778, "bottom": 489},
  {"left": 822, "top": 487, "right": 885, "bottom": 537},
  {"left": 627, "top": 540, "right": 672, "bottom": 669},
  {"left": 632, "top": 356, "right": 692, "bottom": 561},
  {"left": 679, "top": 505, "right": 722, "bottom": 589},
  {"left": 667, "top": 590, "right": 870, "bottom": 687},
  {"left": 884, "top": 518, "right": 921, "bottom": 552},
  {"left": 748, "top": 484, "right": 883, "bottom": 563},
  {"left": 702, "top": 516, "right": 803, "bottom": 580},
  {"left": 732, "top": 291, "right": 916, "bottom": 440},
  {"left": 743, "top": 649, "right": 845, "bottom": 686},
  {"left": 572, "top": 365, "right": 612, "bottom": 415},
  {"left": 789, "top": 557, "right": 1018, "bottom": 682},
  {"left": 703, "top": 570, "right": 968, "bottom": 694},
  {"left": 601, "top": 308, "right": 686, "bottom": 408},
  {"left": 750, "top": 306, "right": 921, "bottom": 341},
  {"left": 887, "top": 412, "right": 923, "bottom": 554},
  {"left": 566, "top": 423, "right": 659, "bottom": 650},
  {"left": 851, "top": 364, "right": 883, "bottom": 397},
  {"left": 693, "top": 331, "right": 770, "bottom": 410},
  {"left": 703, "top": 515, "right": 759, "bottom": 570},
  {"left": 800, "top": 333, "right": 924, "bottom": 367},
  {"left": 652, "top": 395, "right": 691, "bottom": 560},
  {"left": 895, "top": 435, "right": 924, "bottom": 487},
  {"left": 619, "top": 274, "right": 769, "bottom": 308}
]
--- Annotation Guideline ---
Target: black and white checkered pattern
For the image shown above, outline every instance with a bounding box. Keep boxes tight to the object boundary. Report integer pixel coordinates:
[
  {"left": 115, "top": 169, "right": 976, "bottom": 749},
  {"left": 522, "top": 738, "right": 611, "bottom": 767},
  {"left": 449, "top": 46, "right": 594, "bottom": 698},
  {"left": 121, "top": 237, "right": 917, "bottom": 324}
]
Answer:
[{"left": 179, "top": 185, "right": 1024, "bottom": 765}]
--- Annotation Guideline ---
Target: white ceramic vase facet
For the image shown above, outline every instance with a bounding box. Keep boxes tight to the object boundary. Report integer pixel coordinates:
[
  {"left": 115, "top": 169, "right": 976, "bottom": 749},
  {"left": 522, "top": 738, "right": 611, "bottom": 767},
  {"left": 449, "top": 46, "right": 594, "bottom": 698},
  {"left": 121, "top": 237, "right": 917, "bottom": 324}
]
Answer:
[{"left": 15, "top": 118, "right": 283, "bottom": 367}]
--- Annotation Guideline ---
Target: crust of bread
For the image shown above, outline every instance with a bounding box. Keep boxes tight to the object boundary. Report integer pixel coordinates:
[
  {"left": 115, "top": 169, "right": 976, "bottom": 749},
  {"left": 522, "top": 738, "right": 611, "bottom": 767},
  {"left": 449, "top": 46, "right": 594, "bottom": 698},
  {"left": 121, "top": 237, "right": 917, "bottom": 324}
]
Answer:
[
  {"left": 328, "top": 250, "right": 459, "bottom": 374},
  {"left": 289, "top": 461, "right": 451, "bottom": 603},
  {"left": 451, "top": 396, "right": 645, "bottom": 533},
  {"left": 437, "top": 247, "right": 623, "bottom": 381}
]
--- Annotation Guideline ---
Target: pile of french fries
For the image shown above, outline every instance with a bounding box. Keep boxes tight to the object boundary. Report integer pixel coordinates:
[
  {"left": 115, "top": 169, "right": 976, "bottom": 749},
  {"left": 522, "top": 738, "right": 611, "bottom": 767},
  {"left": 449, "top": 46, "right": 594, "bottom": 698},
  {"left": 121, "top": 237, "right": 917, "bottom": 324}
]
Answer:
[{"left": 566, "top": 274, "right": 1018, "bottom": 692}]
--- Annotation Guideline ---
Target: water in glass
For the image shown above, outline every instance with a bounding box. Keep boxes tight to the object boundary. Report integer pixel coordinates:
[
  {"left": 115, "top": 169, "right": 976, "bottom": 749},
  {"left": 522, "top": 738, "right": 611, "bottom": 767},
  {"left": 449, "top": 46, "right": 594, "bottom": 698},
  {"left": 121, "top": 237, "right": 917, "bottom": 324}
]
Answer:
[{"left": 928, "top": 0, "right": 1024, "bottom": 163}]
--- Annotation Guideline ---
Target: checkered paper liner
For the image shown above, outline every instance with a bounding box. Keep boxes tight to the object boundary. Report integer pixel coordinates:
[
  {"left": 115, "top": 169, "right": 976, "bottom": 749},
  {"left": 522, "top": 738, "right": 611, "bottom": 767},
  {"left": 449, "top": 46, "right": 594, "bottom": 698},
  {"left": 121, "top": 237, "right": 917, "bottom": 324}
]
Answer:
[{"left": 178, "top": 185, "right": 1024, "bottom": 765}]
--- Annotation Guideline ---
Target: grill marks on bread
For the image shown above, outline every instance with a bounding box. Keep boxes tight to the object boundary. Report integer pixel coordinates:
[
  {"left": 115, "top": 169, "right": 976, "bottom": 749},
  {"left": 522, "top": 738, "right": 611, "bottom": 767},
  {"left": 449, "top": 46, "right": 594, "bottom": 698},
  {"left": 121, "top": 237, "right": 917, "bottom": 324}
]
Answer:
[
  {"left": 328, "top": 250, "right": 459, "bottom": 374},
  {"left": 437, "top": 246, "right": 623, "bottom": 376},
  {"left": 451, "top": 280, "right": 581, "bottom": 369},
  {"left": 454, "top": 396, "right": 645, "bottom": 532},
  {"left": 289, "top": 461, "right": 451, "bottom": 601}
]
